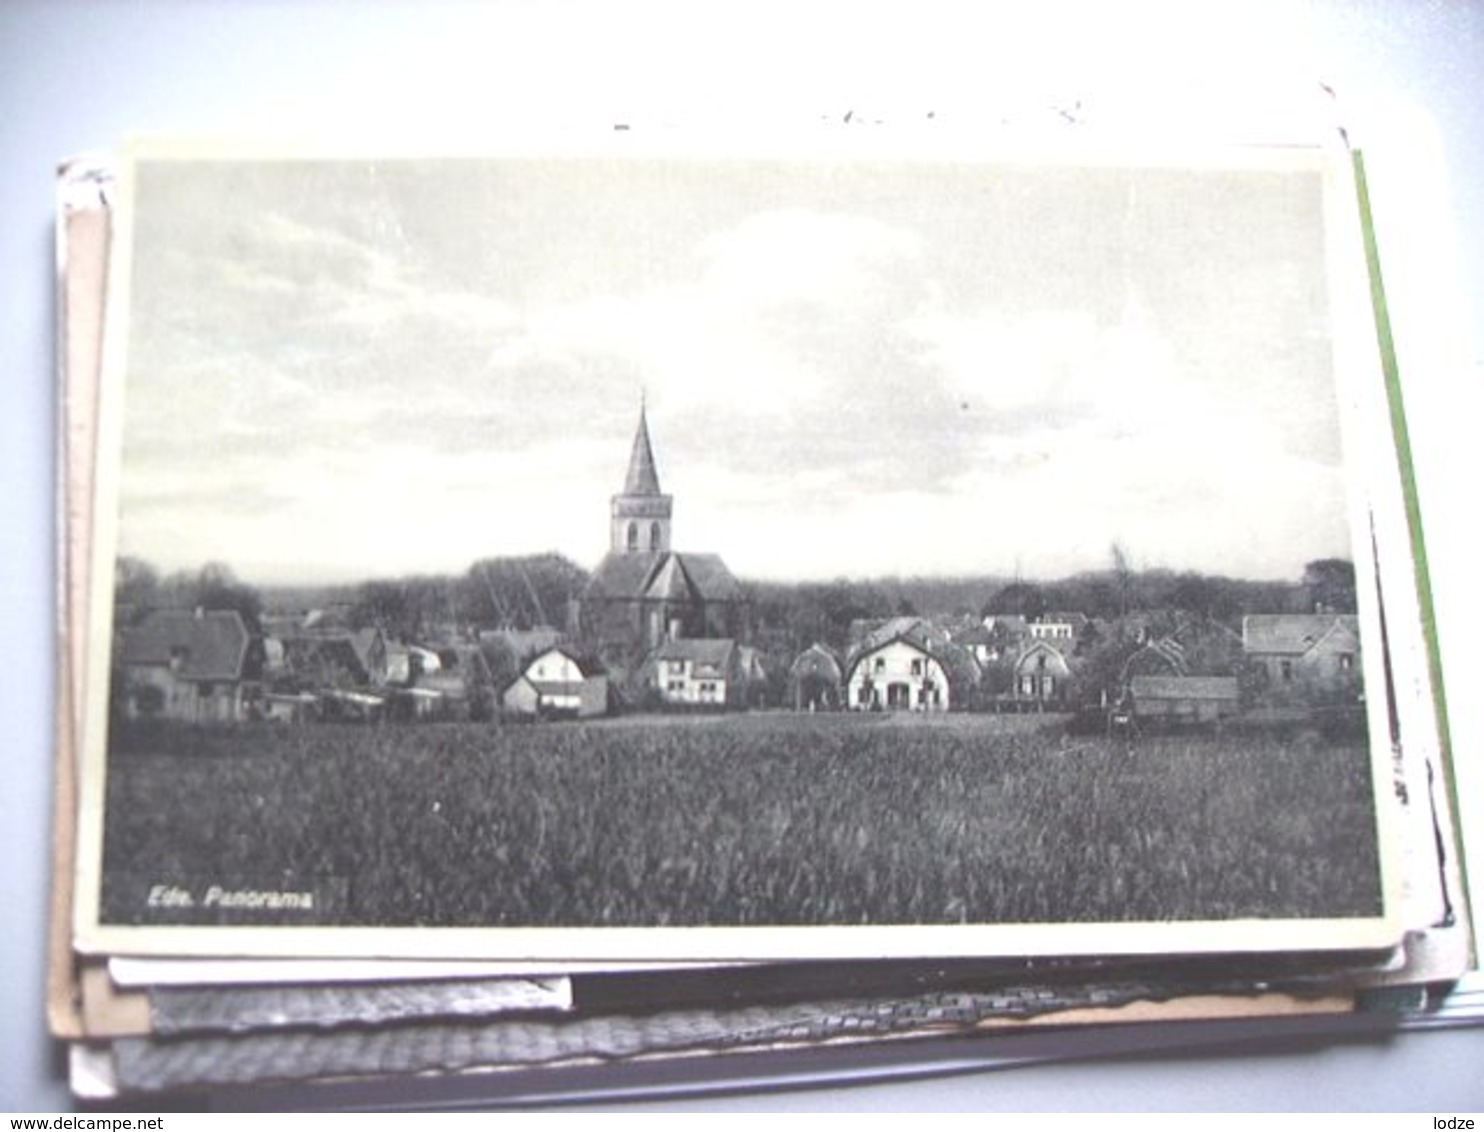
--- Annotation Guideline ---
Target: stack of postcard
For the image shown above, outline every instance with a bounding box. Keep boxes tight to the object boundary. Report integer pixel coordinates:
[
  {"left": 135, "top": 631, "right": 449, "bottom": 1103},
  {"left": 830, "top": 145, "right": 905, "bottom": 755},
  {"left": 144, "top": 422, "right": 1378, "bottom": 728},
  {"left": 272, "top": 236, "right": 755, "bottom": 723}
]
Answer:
[{"left": 50, "top": 122, "right": 1478, "bottom": 1106}]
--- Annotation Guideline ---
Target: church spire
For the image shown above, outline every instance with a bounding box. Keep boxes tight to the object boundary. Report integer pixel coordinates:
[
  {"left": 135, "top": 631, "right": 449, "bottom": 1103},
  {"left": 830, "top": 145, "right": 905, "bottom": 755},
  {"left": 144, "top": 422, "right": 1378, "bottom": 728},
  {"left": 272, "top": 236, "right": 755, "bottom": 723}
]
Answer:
[
  {"left": 610, "top": 401, "right": 673, "bottom": 554},
  {"left": 623, "top": 401, "right": 663, "bottom": 496}
]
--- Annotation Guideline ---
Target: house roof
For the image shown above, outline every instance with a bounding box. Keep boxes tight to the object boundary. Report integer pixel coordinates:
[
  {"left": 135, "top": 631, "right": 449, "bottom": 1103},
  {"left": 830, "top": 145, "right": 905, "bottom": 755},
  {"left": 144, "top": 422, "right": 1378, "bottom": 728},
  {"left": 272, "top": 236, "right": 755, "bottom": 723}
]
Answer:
[
  {"left": 523, "top": 646, "right": 602, "bottom": 679},
  {"left": 1013, "top": 639, "right": 1072, "bottom": 673},
  {"left": 119, "top": 609, "right": 251, "bottom": 682},
  {"left": 1243, "top": 614, "right": 1360, "bottom": 655},
  {"left": 953, "top": 624, "right": 995, "bottom": 647},
  {"left": 279, "top": 634, "right": 372, "bottom": 685},
  {"left": 1130, "top": 675, "right": 1240, "bottom": 701},
  {"left": 351, "top": 627, "right": 384, "bottom": 669},
  {"left": 654, "top": 637, "right": 737, "bottom": 666},
  {"left": 1121, "top": 637, "right": 1188, "bottom": 679},
  {"left": 789, "top": 642, "right": 843, "bottom": 681},
  {"left": 846, "top": 618, "right": 980, "bottom": 689},
  {"left": 850, "top": 616, "right": 935, "bottom": 653}
]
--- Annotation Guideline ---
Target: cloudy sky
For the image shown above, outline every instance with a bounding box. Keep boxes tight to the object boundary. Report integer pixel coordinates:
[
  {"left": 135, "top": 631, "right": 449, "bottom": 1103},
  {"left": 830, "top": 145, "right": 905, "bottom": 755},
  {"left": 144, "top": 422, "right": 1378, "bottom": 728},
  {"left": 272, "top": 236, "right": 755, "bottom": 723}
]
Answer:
[{"left": 115, "top": 148, "right": 1353, "bottom": 585}]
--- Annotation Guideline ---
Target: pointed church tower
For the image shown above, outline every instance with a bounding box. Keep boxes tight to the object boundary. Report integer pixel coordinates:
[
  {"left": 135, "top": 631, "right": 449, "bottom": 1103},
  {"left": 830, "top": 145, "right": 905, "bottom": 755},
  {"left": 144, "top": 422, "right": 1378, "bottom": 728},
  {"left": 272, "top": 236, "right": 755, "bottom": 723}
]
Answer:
[{"left": 610, "top": 402, "right": 673, "bottom": 554}]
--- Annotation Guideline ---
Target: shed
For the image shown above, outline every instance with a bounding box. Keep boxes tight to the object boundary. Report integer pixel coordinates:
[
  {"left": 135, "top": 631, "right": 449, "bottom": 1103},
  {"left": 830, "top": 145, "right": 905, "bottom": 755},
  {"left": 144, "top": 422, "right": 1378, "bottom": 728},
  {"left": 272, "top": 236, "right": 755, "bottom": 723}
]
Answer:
[
  {"left": 1128, "top": 675, "right": 1240, "bottom": 724},
  {"left": 787, "top": 643, "right": 844, "bottom": 711}
]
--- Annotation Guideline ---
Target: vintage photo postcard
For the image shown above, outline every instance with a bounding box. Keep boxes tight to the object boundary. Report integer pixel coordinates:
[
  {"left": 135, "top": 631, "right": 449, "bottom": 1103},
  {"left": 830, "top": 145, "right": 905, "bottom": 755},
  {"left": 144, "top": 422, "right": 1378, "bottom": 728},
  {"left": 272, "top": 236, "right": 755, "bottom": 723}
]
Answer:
[{"left": 75, "top": 134, "right": 1406, "bottom": 960}]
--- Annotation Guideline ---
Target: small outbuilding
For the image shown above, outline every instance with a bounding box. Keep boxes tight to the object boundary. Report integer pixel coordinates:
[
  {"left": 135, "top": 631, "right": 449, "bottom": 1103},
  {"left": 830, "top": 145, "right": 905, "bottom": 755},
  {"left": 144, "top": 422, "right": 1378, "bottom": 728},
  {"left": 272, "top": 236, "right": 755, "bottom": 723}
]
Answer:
[
  {"left": 787, "top": 643, "right": 844, "bottom": 711},
  {"left": 1127, "top": 675, "right": 1241, "bottom": 725}
]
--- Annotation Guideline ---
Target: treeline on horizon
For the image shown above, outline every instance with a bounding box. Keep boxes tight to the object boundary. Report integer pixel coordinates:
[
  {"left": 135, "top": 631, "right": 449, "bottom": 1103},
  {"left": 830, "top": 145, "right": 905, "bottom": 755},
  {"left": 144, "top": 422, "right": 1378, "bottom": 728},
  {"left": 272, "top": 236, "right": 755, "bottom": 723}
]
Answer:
[{"left": 113, "top": 553, "right": 1356, "bottom": 657}]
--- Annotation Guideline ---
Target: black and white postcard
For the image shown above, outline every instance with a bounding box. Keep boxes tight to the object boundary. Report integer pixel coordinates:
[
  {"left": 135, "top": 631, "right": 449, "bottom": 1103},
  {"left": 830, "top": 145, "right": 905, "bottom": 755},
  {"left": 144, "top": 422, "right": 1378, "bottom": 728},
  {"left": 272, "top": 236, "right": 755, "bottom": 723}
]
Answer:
[{"left": 75, "top": 135, "right": 1404, "bottom": 959}]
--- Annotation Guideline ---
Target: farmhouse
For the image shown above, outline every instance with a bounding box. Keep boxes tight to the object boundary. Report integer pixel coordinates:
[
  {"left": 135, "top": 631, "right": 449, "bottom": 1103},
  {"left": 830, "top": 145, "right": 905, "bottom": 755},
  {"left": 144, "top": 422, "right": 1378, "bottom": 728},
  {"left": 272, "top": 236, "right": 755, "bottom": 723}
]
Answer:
[
  {"left": 647, "top": 637, "right": 744, "bottom": 709},
  {"left": 117, "top": 608, "right": 260, "bottom": 722},
  {"left": 845, "top": 618, "right": 975, "bottom": 712},
  {"left": 1243, "top": 613, "right": 1362, "bottom": 706},
  {"left": 501, "top": 646, "right": 609, "bottom": 719},
  {"left": 579, "top": 406, "right": 749, "bottom": 663}
]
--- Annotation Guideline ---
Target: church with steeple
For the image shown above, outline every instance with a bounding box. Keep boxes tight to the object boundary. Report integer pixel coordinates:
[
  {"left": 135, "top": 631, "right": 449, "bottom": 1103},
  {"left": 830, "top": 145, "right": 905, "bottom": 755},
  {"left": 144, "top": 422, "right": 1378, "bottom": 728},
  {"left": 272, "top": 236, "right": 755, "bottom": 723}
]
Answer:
[{"left": 578, "top": 404, "right": 749, "bottom": 666}]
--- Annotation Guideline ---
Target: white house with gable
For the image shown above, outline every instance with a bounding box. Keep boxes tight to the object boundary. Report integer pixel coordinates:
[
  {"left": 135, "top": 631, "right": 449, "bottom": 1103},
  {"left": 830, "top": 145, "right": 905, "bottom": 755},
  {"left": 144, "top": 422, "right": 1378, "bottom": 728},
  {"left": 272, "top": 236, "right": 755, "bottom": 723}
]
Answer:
[
  {"left": 846, "top": 628, "right": 952, "bottom": 712},
  {"left": 502, "top": 646, "right": 607, "bottom": 718}
]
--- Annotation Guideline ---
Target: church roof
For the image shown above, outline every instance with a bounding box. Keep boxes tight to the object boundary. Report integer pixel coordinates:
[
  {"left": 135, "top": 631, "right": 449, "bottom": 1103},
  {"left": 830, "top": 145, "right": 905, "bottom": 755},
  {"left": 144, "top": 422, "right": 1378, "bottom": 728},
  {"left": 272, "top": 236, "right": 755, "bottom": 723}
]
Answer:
[
  {"left": 585, "top": 551, "right": 666, "bottom": 600},
  {"left": 653, "top": 637, "right": 737, "bottom": 666},
  {"left": 623, "top": 406, "right": 663, "bottom": 496},
  {"left": 584, "top": 551, "right": 744, "bottom": 604},
  {"left": 672, "top": 553, "right": 743, "bottom": 602},
  {"left": 646, "top": 555, "right": 695, "bottom": 602}
]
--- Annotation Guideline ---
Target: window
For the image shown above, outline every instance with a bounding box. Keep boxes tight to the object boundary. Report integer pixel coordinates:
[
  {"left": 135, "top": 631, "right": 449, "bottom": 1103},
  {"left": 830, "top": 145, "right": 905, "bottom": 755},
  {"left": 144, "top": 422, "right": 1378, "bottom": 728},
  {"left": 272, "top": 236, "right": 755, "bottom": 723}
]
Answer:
[
  {"left": 650, "top": 520, "right": 662, "bottom": 550},
  {"left": 667, "top": 660, "right": 685, "bottom": 675},
  {"left": 667, "top": 679, "right": 684, "bottom": 693},
  {"left": 858, "top": 685, "right": 872, "bottom": 705},
  {"left": 874, "top": 657, "right": 885, "bottom": 673},
  {"left": 1280, "top": 659, "right": 1294, "bottom": 682},
  {"left": 627, "top": 522, "right": 639, "bottom": 551},
  {"left": 1021, "top": 674, "right": 1035, "bottom": 695},
  {"left": 1338, "top": 653, "right": 1354, "bottom": 671},
  {"left": 910, "top": 658, "right": 923, "bottom": 676}
]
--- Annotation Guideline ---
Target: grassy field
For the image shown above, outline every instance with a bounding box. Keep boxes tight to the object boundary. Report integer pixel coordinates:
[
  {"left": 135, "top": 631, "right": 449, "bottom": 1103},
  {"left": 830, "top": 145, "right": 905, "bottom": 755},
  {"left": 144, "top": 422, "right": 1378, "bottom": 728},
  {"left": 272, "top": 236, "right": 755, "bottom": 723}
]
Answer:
[{"left": 100, "top": 711, "right": 1384, "bottom": 928}]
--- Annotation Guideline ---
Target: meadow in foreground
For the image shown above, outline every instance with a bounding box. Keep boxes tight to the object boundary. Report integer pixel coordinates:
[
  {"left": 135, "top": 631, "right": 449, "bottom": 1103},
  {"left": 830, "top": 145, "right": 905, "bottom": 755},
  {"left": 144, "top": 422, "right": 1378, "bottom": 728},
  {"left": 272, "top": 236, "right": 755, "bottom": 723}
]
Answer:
[{"left": 100, "top": 712, "right": 1383, "bottom": 928}]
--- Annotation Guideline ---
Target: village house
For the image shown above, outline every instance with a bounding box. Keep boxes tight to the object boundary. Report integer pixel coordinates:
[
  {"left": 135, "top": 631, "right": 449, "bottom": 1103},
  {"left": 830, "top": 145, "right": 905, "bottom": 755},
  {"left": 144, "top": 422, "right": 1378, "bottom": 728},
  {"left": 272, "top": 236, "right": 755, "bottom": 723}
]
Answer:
[
  {"left": 1009, "top": 639, "right": 1073, "bottom": 709},
  {"left": 845, "top": 618, "right": 976, "bottom": 712},
  {"left": 117, "top": 608, "right": 261, "bottom": 723},
  {"left": 647, "top": 637, "right": 745, "bottom": 709},
  {"left": 578, "top": 406, "right": 749, "bottom": 664},
  {"left": 1242, "top": 613, "right": 1362, "bottom": 706},
  {"left": 1027, "top": 612, "right": 1089, "bottom": 644},
  {"left": 501, "top": 646, "right": 609, "bottom": 719}
]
